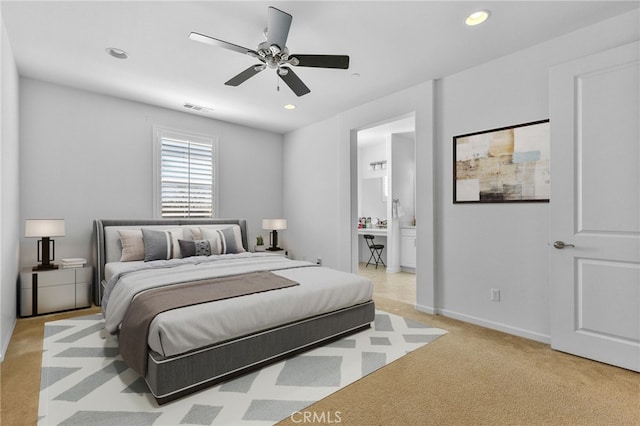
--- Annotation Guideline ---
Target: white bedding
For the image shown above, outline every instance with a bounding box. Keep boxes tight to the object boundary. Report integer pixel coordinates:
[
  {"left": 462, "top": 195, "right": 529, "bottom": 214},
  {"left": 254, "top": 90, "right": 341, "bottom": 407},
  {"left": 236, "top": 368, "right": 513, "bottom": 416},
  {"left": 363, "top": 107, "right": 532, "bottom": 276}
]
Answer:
[
  {"left": 103, "top": 253, "right": 373, "bottom": 358},
  {"left": 105, "top": 260, "right": 145, "bottom": 282}
]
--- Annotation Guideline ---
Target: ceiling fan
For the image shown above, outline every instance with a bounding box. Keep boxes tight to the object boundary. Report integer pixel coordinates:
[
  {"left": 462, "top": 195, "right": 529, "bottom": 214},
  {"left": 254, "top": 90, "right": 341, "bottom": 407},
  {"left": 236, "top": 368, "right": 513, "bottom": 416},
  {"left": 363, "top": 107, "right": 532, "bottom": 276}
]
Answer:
[{"left": 189, "top": 6, "right": 349, "bottom": 97}]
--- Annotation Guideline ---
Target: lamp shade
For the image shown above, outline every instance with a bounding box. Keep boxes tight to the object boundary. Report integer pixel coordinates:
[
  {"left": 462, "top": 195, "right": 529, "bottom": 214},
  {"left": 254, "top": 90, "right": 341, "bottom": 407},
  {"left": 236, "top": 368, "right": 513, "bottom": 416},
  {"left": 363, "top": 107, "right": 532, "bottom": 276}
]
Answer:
[
  {"left": 262, "top": 219, "right": 287, "bottom": 230},
  {"left": 25, "top": 219, "right": 66, "bottom": 238}
]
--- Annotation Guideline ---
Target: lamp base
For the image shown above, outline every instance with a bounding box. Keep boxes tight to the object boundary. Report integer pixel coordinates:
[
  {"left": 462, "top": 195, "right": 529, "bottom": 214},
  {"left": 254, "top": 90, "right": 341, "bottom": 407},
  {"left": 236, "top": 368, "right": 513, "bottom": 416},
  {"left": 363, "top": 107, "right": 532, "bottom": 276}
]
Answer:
[{"left": 33, "top": 264, "right": 58, "bottom": 271}]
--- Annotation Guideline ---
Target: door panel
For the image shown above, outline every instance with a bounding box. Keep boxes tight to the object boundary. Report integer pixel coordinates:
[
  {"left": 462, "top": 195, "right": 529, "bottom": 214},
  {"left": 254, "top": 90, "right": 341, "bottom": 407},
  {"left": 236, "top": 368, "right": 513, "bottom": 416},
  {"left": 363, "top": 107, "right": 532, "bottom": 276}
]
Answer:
[
  {"left": 549, "top": 41, "right": 640, "bottom": 372},
  {"left": 579, "top": 62, "right": 640, "bottom": 233},
  {"left": 579, "top": 259, "right": 639, "bottom": 341}
]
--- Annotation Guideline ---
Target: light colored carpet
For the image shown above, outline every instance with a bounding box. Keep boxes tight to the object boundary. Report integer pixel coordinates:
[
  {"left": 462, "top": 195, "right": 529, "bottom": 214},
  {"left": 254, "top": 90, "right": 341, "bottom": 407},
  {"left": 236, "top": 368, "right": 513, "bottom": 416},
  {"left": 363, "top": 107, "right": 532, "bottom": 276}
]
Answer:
[
  {"left": 3, "top": 269, "right": 639, "bottom": 426},
  {"left": 278, "top": 296, "right": 640, "bottom": 426},
  {"left": 38, "top": 311, "right": 446, "bottom": 425}
]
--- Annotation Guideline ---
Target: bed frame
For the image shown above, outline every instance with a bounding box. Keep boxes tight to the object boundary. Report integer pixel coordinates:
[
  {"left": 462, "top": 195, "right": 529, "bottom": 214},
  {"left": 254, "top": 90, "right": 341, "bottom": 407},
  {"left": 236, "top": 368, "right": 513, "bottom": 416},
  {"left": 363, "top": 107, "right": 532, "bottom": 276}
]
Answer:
[{"left": 92, "top": 218, "right": 375, "bottom": 404}]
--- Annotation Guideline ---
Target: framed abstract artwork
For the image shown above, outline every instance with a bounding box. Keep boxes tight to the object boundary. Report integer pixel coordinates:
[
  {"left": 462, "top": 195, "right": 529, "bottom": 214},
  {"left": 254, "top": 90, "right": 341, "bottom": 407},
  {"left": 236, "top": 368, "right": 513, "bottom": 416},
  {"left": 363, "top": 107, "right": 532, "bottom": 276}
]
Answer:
[{"left": 453, "top": 119, "right": 550, "bottom": 203}]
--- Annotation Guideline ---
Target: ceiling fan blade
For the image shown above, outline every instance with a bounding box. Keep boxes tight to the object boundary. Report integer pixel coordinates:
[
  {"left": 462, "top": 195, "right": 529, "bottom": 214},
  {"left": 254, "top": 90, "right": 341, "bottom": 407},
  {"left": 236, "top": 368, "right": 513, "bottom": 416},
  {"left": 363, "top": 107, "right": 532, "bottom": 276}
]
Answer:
[
  {"left": 266, "top": 6, "right": 292, "bottom": 51},
  {"left": 278, "top": 67, "right": 310, "bottom": 97},
  {"left": 189, "top": 32, "right": 258, "bottom": 57},
  {"left": 225, "top": 65, "right": 265, "bottom": 86},
  {"left": 291, "top": 54, "right": 350, "bottom": 69}
]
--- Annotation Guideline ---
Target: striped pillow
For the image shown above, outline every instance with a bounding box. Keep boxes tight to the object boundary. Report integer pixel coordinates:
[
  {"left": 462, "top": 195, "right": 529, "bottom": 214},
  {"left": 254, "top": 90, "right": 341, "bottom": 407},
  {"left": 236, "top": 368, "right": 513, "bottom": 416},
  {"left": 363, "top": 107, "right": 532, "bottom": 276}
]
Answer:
[
  {"left": 142, "top": 229, "right": 175, "bottom": 261},
  {"left": 200, "top": 226, "right": 245, "bottom": 254}
]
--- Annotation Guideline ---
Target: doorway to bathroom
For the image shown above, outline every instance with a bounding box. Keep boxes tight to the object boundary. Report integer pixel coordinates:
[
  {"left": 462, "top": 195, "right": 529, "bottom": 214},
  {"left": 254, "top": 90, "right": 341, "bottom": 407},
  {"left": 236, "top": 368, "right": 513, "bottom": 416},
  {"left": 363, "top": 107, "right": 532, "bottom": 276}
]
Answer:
[{"left": 356, "top": 114, "right": 416, "bottom": 302}]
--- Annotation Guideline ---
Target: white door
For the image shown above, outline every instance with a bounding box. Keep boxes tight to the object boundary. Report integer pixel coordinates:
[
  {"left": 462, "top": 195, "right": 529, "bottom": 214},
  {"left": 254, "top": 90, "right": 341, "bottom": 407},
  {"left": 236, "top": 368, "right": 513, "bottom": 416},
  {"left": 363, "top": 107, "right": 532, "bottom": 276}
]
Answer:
[{"left": 549, "top": 41, "right": 640, "bottom": 372}]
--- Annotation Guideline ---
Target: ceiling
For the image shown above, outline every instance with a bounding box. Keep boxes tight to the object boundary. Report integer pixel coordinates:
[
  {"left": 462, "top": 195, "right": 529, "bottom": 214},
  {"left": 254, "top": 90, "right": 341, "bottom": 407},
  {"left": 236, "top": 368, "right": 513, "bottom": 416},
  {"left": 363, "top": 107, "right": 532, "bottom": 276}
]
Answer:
[{"left": 2, "top": 1, "right": 638, "bottom": 134}]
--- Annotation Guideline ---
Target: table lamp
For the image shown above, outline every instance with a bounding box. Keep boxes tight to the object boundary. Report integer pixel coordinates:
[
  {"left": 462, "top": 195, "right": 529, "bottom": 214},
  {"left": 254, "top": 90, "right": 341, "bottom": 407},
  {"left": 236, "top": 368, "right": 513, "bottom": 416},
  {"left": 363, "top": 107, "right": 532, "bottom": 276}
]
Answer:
[
  {"left": 262, "top": 219, "right": 287, "bottom": 251},
  {"left": 25, "top": 219, "right": 65, "bottom": 270}
]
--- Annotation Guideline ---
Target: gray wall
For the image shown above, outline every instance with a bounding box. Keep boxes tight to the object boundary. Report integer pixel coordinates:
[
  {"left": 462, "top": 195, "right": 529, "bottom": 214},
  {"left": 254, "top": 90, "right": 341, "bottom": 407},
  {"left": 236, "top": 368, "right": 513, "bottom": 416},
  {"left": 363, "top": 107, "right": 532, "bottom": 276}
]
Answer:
[
  {"left": 0, "top": 11, "right": 20, "bottom": 361},
  {"left": 19, "top": 78, "right": 284, "bottom": 268}
]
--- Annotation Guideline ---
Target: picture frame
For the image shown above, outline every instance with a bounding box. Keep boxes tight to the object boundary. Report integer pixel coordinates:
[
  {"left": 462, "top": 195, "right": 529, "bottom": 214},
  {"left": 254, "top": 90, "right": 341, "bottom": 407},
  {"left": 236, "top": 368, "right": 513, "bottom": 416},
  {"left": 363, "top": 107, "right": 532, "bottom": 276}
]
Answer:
[{"left": 453, "top": 119, "right": 550, "bottom": 203}]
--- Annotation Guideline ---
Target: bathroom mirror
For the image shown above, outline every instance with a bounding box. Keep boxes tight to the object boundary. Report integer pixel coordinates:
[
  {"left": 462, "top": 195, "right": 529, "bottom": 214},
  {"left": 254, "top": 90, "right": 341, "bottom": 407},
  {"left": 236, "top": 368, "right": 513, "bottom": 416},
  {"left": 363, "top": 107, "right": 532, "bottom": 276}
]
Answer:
[{"left": 362, "top": 177, "right": 387, "bottom": 220}]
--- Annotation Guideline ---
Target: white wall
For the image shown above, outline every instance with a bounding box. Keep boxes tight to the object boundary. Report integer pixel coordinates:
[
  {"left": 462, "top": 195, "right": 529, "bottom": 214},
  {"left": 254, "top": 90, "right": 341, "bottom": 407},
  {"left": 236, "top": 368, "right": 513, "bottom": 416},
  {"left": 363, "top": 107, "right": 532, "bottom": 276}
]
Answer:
[
  {"left": 284, "top": 81, "right": 435, "bottom": 303},
  {"left": 19, "top": 78, "right": 284, "bottom": 268},
  {"left": 284, "top": 9, "right": 639, "bottom": 344},
  {"left": 283, "top": 116, "right": 341, "bottom": 265},
  {"left": 433, "top": 8, "right": 639, "bottom": 342},
  {"left": 0, "top": 11, "right": 20, "bottom": 361}
]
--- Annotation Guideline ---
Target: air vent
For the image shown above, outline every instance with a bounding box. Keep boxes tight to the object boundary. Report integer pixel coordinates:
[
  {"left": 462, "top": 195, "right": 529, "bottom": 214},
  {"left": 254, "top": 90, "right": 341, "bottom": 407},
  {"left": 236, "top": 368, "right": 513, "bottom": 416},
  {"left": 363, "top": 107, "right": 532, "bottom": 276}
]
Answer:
[{"left": 183, "top": 103, "right": 213, "bottom": 113}]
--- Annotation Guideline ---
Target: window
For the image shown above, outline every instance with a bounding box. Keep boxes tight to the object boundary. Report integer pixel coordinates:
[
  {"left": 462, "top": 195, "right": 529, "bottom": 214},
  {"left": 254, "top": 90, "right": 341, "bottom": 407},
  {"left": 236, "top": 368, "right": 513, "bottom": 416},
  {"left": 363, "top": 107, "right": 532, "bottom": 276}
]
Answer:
[{"left": 153, "top": 126, "right": 218, "bottom": 218}]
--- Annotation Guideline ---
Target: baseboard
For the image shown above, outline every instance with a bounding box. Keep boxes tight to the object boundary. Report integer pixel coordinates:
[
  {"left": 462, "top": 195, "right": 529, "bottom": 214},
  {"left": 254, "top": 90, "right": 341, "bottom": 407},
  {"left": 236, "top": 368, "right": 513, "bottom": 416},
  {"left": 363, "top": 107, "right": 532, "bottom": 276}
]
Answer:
[
  {"left": 0, "top": 317, "right": 17, "bottom": 362},
  {"left": 416, "top": 305, "right": 550, "bottom": 344},
  {"left": 415, "top": 303, "right": 436, "bottom": 315}
]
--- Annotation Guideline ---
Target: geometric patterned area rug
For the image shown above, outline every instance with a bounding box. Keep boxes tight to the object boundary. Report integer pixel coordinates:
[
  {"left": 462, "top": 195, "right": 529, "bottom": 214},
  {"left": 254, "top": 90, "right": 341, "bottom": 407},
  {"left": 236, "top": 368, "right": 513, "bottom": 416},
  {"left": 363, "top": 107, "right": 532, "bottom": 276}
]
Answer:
[{"left": 39, "top": 311, "right": 446, "bottom": 425}]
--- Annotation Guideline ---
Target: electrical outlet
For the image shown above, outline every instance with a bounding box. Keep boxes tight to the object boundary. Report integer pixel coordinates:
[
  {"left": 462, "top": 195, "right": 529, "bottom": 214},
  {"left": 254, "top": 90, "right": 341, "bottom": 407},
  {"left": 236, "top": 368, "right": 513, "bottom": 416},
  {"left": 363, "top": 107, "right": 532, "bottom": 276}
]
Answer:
[
  {"left": 491, "top": 288, "right": 501, "bottom": 302},
  {"left": 316, "top": 258, "right": 322, "bottom": 266}
]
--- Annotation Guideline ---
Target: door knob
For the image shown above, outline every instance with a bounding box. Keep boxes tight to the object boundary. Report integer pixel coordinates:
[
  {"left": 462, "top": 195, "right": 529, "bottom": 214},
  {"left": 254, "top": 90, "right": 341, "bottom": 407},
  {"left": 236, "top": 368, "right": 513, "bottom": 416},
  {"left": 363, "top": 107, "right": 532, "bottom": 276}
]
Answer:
[{"left": 553, "top": 241, "right": 575, "bottom": 249}]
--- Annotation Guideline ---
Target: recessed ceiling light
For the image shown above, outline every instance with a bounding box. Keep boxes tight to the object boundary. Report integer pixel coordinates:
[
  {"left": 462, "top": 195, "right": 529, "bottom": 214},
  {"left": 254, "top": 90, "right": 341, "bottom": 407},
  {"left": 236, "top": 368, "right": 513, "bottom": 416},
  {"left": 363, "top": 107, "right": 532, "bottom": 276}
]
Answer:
[
  {"left": 465, "top": 10, "right": 490, "bottom": 26},
  {"left": 284, "top": 104, "right": 296, "bottom": 110},
  {"left": 105, "top": 47, "right": 129, "bottom": 59}
]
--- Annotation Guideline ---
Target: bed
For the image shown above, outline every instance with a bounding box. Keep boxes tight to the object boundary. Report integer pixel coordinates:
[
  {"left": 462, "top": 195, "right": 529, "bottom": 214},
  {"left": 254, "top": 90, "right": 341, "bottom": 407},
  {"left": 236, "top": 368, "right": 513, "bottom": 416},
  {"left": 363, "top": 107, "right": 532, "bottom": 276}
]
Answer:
[{"left": 93, "top": 218, "right": 375, "bottom": 404}]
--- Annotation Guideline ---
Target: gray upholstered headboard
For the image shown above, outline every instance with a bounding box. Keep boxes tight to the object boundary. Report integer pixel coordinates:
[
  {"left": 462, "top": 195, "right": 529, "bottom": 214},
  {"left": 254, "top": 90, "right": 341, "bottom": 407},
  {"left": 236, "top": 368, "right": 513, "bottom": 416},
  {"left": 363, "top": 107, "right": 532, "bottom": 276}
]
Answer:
[{"left": 92, "top": 218, "right": 248, "bottom": 306}]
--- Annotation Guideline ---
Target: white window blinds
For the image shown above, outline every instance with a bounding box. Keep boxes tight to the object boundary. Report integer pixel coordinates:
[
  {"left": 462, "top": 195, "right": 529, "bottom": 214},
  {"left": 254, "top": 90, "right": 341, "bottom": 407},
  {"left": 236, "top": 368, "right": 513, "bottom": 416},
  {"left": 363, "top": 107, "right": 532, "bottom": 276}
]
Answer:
[{"left": 154, "top": 127, "right": 217, "bottom": 218}]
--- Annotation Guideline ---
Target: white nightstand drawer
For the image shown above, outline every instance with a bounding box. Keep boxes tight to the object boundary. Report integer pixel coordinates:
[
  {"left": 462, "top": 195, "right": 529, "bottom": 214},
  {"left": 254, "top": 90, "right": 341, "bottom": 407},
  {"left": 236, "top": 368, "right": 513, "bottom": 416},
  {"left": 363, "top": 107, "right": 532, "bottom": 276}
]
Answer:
[
  {"left": 75, "top": 267, "right": 93, "bottom": 283},
  {"left": 39, "top": 284, "right": 76, "bottom": 312},
  {"left": 28, "top": 269, "right": 75, "bottom": 288},
  {"left": 76, "top": 282, "right": 91, "bottom": 308}
]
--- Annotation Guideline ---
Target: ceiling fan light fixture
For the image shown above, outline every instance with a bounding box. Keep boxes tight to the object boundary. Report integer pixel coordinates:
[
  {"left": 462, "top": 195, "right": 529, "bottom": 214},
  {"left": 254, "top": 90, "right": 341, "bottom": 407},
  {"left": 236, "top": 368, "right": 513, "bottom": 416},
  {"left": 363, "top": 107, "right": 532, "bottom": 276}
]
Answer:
[
  {"left": 278, "top": 67, "right": 289, "bottom": 76},
  {"left": 269, "top": 44, "right": 281, "bottom": 55},
  {"left": 105, "top": 47, "right": 128, "bottom": 59},
  {"left": 465, "top": 10, "right": 490, "bottom": 26}
]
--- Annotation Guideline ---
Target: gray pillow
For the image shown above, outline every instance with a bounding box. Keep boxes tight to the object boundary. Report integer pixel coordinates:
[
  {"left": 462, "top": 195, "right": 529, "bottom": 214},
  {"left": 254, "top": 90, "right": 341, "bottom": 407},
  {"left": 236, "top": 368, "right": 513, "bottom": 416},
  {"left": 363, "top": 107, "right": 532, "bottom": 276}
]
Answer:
[
  {"left": 179, "top": 239, "right": 211, "bottom": 258},
  {"left": 142, "top": 229, "right": 174, "bottom": 262},
  {"left": 219, "top": 226, "right": 241, "bottom": 254}
]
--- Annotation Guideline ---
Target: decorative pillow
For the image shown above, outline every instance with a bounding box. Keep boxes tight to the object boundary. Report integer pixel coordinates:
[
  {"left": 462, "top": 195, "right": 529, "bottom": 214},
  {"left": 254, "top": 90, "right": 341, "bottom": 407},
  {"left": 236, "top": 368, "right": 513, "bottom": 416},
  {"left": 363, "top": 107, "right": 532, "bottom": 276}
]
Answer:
[
  {"left": 206, "top": 231, "right": 223, "bottom": 255},
  {"left": 200, "top": 226, "right": 245, "bottom": 254},
  {"left": 117, "top": 229, "right": 144, "bottom": 262},
  {"left": 142, "top": 229, "right": 175, "bottom": 262},
  {"left": 220, "top": 226, "right": 245, "bottom": 253},
  {"left": 178, "top": 239, "right": 212, "bottom": 258},
  {"left": 187, "top": 228, "right": 202, "bottom": 240}
]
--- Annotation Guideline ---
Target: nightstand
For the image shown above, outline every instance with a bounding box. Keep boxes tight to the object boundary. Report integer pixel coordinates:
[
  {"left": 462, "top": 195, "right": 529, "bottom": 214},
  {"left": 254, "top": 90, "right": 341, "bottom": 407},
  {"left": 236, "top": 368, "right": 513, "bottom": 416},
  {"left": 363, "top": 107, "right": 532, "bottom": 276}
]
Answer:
[{"left": 19, "top": 266, "right": 92, "bottom": 317}]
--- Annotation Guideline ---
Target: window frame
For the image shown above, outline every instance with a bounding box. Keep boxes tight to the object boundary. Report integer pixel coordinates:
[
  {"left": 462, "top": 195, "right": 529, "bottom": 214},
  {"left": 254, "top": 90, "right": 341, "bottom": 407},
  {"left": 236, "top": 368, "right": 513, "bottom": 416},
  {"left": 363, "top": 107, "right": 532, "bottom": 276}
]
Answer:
[{"left": 152, "top": 125, "right": 219, "bottom": 219}]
